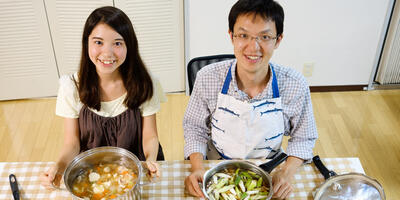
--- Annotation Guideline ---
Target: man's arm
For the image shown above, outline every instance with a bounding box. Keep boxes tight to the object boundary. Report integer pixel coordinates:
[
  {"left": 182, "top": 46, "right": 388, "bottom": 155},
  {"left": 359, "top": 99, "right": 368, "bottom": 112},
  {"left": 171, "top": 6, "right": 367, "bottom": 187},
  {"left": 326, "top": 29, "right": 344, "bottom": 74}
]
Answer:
[
  {"left": 285, "top": 75, "right": 318, "bottom": 162},
  {"left": 183, "top": 70, "right": 214, "bottom": 197},
  {"left": 183, "top": 70, "right": 213, "bottom": 159},
  {"left": 273, "top": 70, "right": 318, "bottom": 199}
]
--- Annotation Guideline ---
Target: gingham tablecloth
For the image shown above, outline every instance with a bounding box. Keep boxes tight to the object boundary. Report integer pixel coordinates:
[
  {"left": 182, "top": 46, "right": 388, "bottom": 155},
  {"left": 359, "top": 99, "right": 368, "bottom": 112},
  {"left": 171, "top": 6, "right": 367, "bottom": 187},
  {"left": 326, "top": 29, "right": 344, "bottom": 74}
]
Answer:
[{"left": 0, "top": 158, "right": 364, "bottom": 199}]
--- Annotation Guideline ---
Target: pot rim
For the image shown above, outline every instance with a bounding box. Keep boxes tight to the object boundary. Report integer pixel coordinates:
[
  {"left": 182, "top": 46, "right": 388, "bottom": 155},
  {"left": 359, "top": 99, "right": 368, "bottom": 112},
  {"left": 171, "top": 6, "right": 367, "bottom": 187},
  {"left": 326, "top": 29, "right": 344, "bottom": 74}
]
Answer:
[
  {"left": 202, "top": 160, "right": 273, "bottom": 200},
  {"left": 63, "top": 146, "right": 142, "bottom": 199}
]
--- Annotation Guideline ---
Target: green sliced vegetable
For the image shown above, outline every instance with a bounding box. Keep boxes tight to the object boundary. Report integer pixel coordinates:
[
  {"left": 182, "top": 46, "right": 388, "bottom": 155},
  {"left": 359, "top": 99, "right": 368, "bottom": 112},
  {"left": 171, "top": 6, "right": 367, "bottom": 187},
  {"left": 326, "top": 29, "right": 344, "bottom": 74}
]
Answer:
[
  {"left": 216, "top": 185, "right": 235, "bottom": 193},
  {"left": 252, "top": 194, "right": 269, "bottom": 200},
  {"left": 221, "top": 192, "right": 229, "bottom": 200},
  {"left": 241, "top": 171, "right": 252, "bottom": 179},
  {"left": 240, "top": 192, "right": 248, "bottom": 200},
  {"left": 235, "top": 186, "right": 241, "bottom": 196},
  {"left": 248, "top": 171, "right": 256, "bottom": 175},
  {"left": 229, "top": 177, "right": 234, "bottom": 185},
  {"left": 214, "top": 191, "right": 220, "bottom": 200},
  {"left": 239, "top": 180, "right": 246, "bottom": 192},
  {"left": 215, "top": 178, "right": 228, "bottom": 189},
  {"left": 207, "top": 183, "right": 216, "bottom": 194},
  {"left": 245, "top": 178, "right": 252, "bottom": 189},
  {"left": 247, "top": 180, "right": 257, "bottom": 191},
  {"left": 256, "top": 177, "right": 263, "bottom": 188},
  {"left": 235, "top": 168, "right": 240, "bottom": 175},
  {"left": 234, "top": 175, "right": 241, "bottom": 186},
  {"left": 215, "top": 173, "right": 232, "bottom": 178}
]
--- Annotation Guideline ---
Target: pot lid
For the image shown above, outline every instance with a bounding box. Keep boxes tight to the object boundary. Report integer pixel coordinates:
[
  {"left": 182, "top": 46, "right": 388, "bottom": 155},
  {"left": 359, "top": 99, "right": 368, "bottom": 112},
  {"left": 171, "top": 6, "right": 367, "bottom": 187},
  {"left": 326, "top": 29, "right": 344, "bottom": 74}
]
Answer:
[{"left": 314, "top": 173, "right": 385, "bottom": 200}]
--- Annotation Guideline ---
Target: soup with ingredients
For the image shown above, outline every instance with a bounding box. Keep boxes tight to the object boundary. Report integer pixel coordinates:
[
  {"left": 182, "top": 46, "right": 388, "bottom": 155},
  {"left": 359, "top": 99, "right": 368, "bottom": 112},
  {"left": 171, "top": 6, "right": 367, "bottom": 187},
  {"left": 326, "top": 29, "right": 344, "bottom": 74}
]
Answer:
[{"left": 72, "top": 163, "right": 137, "bottom": 200}]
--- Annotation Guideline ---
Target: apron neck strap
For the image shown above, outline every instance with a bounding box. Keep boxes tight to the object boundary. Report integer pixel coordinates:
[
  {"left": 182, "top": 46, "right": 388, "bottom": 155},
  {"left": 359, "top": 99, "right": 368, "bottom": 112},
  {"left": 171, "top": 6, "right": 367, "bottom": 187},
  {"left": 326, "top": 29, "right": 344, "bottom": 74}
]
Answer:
[
  {"left": 221, "top": 63, "right": 280, "bottom": 98},
  {"left": 221, "top": 66, "right": 233, "bottom": 94},
  {"left": 271, "top": 66, "right": 280, "bottom": 98}
]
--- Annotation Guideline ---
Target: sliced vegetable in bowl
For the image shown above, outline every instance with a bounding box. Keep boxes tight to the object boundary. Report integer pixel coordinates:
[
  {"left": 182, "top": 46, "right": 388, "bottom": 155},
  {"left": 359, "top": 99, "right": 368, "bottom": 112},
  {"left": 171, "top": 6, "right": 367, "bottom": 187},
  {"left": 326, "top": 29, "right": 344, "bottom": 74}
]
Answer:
[
  {"left": 202, "top": 153, "right": 288, "bottom": 200},
  {"left": 206, "top": 168, "right": 269, "bottom": 200}
]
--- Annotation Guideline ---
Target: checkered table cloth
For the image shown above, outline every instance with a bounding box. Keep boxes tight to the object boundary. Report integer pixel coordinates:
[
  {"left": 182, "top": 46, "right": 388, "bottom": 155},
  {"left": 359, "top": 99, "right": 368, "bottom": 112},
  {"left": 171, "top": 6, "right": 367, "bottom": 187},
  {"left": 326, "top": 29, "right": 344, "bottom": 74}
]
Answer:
[{"left": 0, "top": 158, "right": 364, "bottom": 199}]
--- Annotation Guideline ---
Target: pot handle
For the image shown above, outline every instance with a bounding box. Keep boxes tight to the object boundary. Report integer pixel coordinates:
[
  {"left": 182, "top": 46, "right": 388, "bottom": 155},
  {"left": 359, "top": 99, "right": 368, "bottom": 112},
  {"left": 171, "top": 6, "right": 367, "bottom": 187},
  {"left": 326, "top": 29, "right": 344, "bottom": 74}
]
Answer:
[
  {"left": 313, "top": 155, "right": 337, "bottom": 180},
  {"left": 258, "top": 152, "right": 288, "bottom": 173}
]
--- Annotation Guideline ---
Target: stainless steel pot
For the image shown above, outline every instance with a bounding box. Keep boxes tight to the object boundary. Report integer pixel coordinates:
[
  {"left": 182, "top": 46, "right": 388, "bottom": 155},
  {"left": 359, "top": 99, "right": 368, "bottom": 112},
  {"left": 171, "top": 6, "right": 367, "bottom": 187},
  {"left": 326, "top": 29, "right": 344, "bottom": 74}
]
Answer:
[
  {"left": 202, "top": 153, "right": 288, "bottom": 200},
  {"left": 313, "top": 155, "right": 385, "bottom": 200},
  {"left": 63, "top": 146, "right": 144, "bottom": 200}
]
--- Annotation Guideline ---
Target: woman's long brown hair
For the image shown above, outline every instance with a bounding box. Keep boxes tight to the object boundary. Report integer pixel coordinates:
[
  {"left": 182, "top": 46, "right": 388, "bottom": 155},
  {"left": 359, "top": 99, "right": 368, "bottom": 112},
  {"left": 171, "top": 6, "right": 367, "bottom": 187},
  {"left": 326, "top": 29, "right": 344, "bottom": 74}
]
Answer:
[{"left": 76, "top": 6, "right": 153, "bottom": 111}]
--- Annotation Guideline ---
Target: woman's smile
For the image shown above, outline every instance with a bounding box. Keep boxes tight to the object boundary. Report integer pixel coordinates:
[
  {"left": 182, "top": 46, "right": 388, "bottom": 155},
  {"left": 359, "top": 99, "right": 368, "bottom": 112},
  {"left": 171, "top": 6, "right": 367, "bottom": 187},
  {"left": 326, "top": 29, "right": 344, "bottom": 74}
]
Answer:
[{"left": 97, "top": 58, "right": 116, "bottom": 66}]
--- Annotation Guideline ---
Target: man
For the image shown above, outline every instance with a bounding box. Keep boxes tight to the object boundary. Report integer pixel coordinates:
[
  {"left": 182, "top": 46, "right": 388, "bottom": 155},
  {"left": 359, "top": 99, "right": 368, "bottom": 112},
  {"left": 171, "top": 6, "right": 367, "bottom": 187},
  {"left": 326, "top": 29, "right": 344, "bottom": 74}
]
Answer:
[{"left": 183, "top": 0, "right": 318, "bottom": 199}]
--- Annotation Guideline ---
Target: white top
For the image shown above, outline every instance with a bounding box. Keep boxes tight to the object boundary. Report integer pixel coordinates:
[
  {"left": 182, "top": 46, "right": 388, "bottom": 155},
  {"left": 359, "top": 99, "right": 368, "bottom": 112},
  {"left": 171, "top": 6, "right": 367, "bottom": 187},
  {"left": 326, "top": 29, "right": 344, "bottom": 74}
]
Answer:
[{"left": 56, "top": 73, "right": 166, "bottom": 118}]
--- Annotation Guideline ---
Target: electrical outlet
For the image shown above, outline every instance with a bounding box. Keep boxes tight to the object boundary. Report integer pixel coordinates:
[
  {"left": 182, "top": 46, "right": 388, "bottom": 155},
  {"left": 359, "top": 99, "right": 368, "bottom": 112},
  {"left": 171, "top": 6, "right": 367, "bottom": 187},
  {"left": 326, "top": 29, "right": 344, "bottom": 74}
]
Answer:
[{"left": 303, "top": 62, "right": 314, "bottom": 77}]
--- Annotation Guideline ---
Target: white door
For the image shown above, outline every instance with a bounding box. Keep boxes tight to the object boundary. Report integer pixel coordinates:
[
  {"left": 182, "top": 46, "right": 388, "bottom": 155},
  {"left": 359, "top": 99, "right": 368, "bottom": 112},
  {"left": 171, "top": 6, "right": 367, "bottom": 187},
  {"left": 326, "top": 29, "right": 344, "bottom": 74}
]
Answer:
[
  {"left": 0, "top": 0, "right": 59, "bottom": 100},
  {"left": 44, "top": 0, "right": 113, "bottom": 76},
  {"left": 115, "top": 0, "right": 185, "bottom": 92}
]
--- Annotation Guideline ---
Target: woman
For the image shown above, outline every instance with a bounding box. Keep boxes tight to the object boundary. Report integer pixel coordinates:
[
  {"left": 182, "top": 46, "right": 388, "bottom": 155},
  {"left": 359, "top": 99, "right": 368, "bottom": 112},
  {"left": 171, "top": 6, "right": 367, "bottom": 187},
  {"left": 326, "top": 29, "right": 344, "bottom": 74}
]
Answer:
[{"left": 41, "top": 6, "right": 165, "bottom": 188}]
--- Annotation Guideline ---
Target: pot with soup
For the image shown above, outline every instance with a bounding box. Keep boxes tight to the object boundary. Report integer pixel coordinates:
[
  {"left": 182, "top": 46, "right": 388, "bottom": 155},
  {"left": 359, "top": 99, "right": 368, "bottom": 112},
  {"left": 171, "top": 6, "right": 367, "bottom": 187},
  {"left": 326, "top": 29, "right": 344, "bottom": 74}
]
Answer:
[{"left": 63, "top": 147, "right": 146, "bottom": 200}]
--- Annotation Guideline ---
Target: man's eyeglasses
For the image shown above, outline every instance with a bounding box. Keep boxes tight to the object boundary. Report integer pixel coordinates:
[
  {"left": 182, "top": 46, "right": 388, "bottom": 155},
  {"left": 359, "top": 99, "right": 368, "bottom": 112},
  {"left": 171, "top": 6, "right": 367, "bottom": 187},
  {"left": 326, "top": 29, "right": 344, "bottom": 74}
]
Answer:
[{"left": 233, "top": 33, "right": 278, "bottom": 44}]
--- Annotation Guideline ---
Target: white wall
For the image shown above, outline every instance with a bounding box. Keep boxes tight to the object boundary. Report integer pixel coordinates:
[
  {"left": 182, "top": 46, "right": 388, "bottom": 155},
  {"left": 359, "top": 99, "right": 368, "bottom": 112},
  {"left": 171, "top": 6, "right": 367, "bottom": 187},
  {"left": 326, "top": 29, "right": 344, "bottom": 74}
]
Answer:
[{"left": 185, "top": 0, "right": 394, "bottom": 86}]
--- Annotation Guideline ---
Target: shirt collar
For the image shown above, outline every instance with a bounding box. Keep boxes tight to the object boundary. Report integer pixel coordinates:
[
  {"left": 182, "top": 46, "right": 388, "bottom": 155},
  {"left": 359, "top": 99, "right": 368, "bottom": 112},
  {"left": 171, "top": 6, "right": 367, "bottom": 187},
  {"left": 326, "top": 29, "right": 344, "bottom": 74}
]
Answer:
[{"left": 230, "top": 60, "right": 274, "bottom": 102}]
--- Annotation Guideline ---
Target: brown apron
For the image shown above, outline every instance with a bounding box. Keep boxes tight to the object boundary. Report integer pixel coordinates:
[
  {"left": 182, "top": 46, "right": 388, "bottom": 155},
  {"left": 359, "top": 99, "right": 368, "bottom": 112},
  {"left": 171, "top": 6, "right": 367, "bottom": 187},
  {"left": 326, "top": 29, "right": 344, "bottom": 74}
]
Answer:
[{"left": 78, "top": 106, "right": 164, "bottom": 161}]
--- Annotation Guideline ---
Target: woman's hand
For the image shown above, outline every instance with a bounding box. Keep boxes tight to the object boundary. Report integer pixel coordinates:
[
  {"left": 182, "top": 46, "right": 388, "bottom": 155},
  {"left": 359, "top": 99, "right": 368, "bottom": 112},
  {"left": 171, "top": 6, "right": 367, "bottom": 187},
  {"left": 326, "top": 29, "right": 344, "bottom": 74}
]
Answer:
[
  {"left": 144, "top": 160, "right": 160, "bottom": 179},
  {"left": 40, "top": 163, "right": 64, "bottom": 189},
  {"left": 184, "top": 168, "right": 206, "bottom": 198}
]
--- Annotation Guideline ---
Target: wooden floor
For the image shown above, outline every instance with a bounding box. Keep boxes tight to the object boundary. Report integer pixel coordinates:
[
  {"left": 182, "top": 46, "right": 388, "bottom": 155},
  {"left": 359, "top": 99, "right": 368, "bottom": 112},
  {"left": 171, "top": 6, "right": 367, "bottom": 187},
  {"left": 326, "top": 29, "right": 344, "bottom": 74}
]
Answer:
[{"left": 0, "top": 90, "right": 399, "bottom": 199}]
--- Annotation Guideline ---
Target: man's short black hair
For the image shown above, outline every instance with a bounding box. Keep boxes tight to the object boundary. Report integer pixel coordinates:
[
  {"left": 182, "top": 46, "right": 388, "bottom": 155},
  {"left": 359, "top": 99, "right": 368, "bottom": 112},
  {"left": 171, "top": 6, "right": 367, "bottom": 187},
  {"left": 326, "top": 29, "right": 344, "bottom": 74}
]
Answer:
[{"left": 228, "top": 0, "right": 284, "bottom": 37}]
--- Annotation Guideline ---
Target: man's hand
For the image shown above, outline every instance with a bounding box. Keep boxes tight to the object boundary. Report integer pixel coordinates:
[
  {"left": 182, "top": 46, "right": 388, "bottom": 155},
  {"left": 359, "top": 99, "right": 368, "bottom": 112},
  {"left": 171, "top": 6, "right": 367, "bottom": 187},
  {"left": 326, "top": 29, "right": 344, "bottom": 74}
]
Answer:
[
  {"left": 185, "top": 152, "right": 206, "bottom": 197},
  {"left": 271, "top": 156, "right": 303, "bottom": 199},
  {"left": 184, "top": 168, "right": 206, "bottom": 197},
  {"left": 271, "top": 167, "right": 294, "bottom": 199}
]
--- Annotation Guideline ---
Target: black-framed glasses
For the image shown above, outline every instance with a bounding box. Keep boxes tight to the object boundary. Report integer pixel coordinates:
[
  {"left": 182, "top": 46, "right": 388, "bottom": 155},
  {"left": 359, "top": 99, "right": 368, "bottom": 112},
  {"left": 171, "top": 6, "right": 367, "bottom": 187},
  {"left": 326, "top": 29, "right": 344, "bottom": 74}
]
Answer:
[{"left": 233, "top": 33, "right": 278, "bottom": 44}]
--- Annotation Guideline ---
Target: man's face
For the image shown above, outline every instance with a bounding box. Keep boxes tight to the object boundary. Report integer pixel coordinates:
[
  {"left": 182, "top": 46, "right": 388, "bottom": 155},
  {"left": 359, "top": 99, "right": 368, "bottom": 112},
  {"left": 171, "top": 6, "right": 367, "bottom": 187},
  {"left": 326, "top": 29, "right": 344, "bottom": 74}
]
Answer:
[{"left": 230, "top": 13, "right": 282, "bottom": 74}]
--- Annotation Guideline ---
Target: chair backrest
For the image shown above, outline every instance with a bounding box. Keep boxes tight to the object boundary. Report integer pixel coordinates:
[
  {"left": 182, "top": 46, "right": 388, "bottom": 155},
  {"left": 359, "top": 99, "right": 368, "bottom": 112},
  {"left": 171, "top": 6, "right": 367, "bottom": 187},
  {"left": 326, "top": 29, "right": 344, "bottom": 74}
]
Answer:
[{"left": 187, "top": 54, "right": 235, "bottom": 95}]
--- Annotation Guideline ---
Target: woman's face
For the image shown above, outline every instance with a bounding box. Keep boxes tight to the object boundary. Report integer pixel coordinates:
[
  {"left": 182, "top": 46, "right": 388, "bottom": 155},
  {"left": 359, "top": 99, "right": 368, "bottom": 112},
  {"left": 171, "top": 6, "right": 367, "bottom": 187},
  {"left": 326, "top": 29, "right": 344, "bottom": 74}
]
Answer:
[{"left": 88, "top": 23, "right": 127, "bottom": 76}]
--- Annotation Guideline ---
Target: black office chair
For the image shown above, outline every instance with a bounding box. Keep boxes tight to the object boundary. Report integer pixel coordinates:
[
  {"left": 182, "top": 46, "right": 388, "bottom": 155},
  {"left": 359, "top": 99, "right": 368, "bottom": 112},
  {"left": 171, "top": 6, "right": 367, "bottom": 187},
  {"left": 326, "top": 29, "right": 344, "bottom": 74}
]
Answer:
[{"left": 187, "top": 54, "right": 235, "bottom": 95}]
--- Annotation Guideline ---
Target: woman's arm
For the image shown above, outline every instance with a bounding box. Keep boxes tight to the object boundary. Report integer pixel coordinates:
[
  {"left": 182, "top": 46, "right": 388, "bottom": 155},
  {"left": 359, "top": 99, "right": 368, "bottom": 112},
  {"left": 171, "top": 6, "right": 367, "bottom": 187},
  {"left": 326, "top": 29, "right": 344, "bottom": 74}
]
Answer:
[
  {"left": 41, "top": 117, "right": 80, "bottom": 188},
  {"left": 142, "top": 114, "right": 160, "bottom": 161},
  {"left": 57, "top": 118, "right": 81, "bottom": 167},
  {"left": 142, "top": 114, "right": 161, "bottom": 178}
]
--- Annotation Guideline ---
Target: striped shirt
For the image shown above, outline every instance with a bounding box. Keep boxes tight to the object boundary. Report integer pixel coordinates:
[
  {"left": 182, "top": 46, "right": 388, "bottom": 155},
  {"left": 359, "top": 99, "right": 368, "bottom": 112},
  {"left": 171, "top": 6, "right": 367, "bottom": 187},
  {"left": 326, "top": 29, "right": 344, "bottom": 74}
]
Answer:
[{"left": 183, "top": 59, "right": 318, "bottom": 161}]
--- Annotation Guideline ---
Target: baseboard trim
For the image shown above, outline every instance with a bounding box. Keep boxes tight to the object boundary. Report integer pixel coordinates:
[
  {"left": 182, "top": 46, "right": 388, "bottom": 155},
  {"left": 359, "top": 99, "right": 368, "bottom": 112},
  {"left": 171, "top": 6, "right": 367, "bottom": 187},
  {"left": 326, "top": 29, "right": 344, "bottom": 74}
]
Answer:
[
  {"left": 371, "top": 83, "right": 400, "bottom": 90},
  {"left": 310, "top": 85, "right": 367, "bottom": 92}
]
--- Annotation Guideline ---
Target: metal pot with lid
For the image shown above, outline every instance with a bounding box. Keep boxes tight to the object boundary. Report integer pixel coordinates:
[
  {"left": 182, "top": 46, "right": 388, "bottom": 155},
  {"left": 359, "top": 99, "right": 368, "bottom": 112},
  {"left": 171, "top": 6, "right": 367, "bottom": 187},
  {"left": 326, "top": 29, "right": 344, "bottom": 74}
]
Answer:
[{"left": 312, "top": 155, "right": 385, "bottom": 200}]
